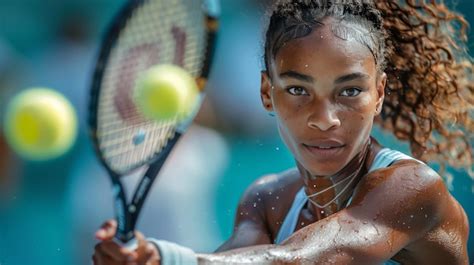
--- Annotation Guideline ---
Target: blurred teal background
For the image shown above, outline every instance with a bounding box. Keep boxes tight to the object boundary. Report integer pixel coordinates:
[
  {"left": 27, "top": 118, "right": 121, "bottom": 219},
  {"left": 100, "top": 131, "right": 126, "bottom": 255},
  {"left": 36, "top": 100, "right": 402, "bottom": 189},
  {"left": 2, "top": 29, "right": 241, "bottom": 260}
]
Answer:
[{"left": 0, "top": 0, "right": 473, "bottom": 264}]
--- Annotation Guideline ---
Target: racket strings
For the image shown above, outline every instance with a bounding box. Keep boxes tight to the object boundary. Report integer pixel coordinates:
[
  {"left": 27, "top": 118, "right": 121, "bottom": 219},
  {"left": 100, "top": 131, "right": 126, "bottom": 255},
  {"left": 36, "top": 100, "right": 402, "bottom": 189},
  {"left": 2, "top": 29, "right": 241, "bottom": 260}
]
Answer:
[{"left": 96, "top": 0, "right": 208, "bottom": 174}]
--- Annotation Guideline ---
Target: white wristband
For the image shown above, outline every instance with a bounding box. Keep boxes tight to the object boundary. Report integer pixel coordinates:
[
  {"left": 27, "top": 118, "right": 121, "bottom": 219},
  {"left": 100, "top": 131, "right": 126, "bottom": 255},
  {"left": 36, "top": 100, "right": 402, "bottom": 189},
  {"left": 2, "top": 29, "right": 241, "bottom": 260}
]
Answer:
[{"left": 147, "top": 238, "right": 198, "bottom": 265}]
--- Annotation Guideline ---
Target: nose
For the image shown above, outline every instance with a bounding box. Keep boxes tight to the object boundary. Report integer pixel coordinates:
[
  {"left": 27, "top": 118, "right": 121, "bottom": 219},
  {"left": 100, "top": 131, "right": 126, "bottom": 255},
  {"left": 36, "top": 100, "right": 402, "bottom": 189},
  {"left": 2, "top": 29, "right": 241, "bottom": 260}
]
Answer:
[{"left": 307, "top": 100, "right": 341, "bottom": 131}]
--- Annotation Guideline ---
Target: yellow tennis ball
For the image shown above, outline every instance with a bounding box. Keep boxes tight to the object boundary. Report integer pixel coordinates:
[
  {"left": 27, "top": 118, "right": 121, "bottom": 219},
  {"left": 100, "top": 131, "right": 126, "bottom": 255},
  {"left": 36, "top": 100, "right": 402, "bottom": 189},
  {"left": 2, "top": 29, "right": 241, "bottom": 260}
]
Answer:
[
  {"left": 133, "top": 64, "right": 199, "bottom": 121},
  {"left": 3, "top": 88, "right": 78, "bottom": 161}
]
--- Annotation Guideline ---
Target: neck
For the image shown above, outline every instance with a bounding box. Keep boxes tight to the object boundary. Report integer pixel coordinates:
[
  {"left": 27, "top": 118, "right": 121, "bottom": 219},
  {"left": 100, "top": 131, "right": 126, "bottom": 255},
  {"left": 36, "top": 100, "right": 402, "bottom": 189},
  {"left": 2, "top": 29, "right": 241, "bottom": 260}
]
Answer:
[{"left": 297, "top": 137, "right": 375, "bottom": 215}]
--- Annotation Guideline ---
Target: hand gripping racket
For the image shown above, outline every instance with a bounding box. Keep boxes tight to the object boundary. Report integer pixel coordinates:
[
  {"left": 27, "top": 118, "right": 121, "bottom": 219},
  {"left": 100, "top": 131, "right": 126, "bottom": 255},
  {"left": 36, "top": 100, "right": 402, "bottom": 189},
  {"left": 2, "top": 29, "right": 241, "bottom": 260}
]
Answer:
[{"left": 88, "top": 0, "right": 219, "bottom": 247}]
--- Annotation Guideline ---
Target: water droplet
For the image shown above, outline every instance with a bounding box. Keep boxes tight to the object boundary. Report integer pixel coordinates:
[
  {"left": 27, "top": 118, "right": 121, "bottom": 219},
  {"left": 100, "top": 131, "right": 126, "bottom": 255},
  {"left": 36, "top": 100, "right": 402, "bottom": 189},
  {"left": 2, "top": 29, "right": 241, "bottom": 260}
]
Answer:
[
  {"left": 268, "top": 191, "right": 272, "bottom": 195},
  {"left": 304, "top": 64, "right": 309, "bottom": 68},
  {"left": 320, "top": 35, "right": 324, "bottom": 39},
  {"left": 407, "top": 226, "right": 411, "bottom": 229},
  {"left": 276, "top": 196, "right": 280, "bottom": 200},
  {"left": 253, "top": 203, "right": 257, "bottom": 207},
  {"left": 240, "top": 212, "right": 244, "bottom": 215},
  {"left": 301, "top": 222, "right": 305, "bottom": 226},
  {"left": 402, "top": 222, "right": 405, "bottom": 225},
  {"left": 57, "top": 248, "right": 61, "bottom": 252},
  {"left": 271, "top": 207, "right": 275, "bottom": 210},
  {"left": 275, "top": 147, "right": 280, "bottom": 151},
  {"left": 258, "top": 198, "right": 261, "bottom": 202},
  {"left": 410, "top": 215, "right": 414, "bottom": 218},
  {"left": 321, "top": 210, "right": 325, "bottom": 214},
  {"left": 424, "top": 214, "right": 428, "bottom": 218}
]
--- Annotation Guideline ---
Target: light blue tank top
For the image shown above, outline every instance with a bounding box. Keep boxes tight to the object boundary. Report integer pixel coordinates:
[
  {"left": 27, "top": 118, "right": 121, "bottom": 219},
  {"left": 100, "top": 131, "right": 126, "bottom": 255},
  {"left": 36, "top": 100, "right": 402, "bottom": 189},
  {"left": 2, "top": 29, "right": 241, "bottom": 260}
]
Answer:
[{"left": 274, "top": 148, "right": 420, "bottom": 265}]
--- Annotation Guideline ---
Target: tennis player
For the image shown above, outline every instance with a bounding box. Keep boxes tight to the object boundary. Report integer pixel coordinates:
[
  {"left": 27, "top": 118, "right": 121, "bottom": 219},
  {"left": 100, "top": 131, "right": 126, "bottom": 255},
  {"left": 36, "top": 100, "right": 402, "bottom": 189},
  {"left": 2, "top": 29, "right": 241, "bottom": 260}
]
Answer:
[{"left": 93, "top": 1, "right": 472, "bottom": 264}]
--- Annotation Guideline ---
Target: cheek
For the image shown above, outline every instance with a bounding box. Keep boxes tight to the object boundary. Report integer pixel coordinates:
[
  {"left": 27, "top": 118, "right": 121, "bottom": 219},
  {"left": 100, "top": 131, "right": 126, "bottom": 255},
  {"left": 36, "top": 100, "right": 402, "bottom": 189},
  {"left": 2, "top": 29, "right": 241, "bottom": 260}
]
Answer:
[
  {"left": 276, "top": 119, "right": 301, "bottom": 156},
  {"left": 272, "top": 91, "right": 309, "bottom": 114},
  {"left": 339, "top": 95, "right": 376, "bottom": 134},
  {"left": 340, "top": 93, "right": 373, "bottom": 112}
]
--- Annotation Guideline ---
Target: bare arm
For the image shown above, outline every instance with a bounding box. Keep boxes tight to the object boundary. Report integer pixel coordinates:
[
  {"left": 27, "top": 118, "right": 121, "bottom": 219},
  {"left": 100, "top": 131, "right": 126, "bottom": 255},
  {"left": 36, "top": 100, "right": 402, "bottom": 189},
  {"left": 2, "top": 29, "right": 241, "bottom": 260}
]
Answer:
[{"left": 197, "top": 162, "right": 450, "bottom": 264}]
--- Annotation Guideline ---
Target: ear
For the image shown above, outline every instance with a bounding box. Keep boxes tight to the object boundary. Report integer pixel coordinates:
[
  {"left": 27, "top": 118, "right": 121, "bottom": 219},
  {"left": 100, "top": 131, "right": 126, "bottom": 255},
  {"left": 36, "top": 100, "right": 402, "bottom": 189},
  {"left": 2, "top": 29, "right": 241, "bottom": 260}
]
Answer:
[
  {"left": 260, "top": 71, "right": 274, "bottom": 112},
  {"left": 375, "top": 72, "right": 386, "bottom": 115}
]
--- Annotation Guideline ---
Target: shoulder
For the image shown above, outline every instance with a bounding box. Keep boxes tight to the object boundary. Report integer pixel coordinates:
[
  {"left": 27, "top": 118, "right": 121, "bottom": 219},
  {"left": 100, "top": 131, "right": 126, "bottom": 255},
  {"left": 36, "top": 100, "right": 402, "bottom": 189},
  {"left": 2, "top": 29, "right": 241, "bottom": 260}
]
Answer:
[
  {"left": 237, "top": 168, "right": 301, "bottom": 212},
  {"left": 242, "top": 168, "right": 302, "bottom": 199},
  {"left": 216, "top": 168, "right": 301, "bottom": 251},
  {"left": 364, "top": 158, "right": 442, "bottom": 192},
  {"left": 350, "top": 159, "right": 450, "bottom": 234},
  {"left": 368, "top": 160, "right": 470, "bottom": 262},
  {"left": 236, "top": 168, "right": 303, "bottom": 223},
  {"left": 360, "top": 159, "right": 446, "bottom": 206}
]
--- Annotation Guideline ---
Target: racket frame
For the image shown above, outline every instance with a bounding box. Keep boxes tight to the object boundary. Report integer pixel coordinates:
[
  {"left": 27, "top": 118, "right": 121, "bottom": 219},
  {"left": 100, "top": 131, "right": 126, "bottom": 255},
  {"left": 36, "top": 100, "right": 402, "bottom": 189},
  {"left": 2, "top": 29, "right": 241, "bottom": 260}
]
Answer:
[{"left": 88, "top": 0, "right": 219, "bottom": 244}]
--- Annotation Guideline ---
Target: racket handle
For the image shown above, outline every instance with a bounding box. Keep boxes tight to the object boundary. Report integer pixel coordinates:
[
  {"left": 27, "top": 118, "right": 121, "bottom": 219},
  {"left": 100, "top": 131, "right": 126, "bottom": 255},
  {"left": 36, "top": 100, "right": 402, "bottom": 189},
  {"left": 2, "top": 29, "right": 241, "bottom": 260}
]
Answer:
[{"left": 113, "top": 236, "right": 138, "bottom": 250}]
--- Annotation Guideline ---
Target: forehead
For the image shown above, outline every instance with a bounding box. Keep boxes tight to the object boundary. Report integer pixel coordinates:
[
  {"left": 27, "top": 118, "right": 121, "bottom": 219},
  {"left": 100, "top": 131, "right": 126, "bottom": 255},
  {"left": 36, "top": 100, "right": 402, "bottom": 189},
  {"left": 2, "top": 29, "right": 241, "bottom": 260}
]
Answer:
[{"left": 273, "top": 18, "right": 376, "bottom": 77}]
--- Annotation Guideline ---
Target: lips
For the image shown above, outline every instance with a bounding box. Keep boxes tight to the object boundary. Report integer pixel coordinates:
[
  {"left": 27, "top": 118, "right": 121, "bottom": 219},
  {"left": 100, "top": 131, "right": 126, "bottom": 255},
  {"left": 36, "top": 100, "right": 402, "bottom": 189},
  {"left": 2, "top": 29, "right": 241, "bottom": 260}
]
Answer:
[{"left": 302, "top": 140, "right": 345, "bottom": 158}]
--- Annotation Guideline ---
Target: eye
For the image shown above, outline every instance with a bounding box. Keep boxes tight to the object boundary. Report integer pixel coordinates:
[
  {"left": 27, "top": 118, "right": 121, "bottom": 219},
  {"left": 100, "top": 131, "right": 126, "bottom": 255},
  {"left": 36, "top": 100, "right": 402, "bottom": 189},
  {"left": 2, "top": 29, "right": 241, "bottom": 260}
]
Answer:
[
  {"left": 286, "top": 86, "right": 309, "bottom": 96},
  {"left": 339, "top": 87, "right": 361, "bottom": 97}
]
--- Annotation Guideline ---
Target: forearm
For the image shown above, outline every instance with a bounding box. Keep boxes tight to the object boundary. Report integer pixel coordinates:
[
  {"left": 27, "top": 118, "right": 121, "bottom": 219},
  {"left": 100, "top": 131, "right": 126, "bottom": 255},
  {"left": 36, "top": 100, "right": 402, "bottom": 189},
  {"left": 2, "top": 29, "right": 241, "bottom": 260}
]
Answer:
[
  {"left": 197, "top": 221, "right": 355, "bottom": 265},
  {"left": 150, "top": 237, "right": 328, "bottom": 264},
  {"left": 197, "top": 243, "right": 358, "bottom": 265},
  {"left": 198, "top": 244, "right": 306, "bottom": 265},
  {"left": 196, "top": 216, "right": 388, "bottom": 265}
]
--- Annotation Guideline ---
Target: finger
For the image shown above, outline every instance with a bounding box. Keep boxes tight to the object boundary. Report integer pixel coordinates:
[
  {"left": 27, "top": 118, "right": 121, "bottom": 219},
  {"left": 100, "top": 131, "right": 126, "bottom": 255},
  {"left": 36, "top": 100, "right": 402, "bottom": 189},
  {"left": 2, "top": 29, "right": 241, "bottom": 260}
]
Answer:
[
  {"left": 96, "top": 240, "right": 137, "bottom": 262},
  {"left": 96, "top": 219, "right": 117, "bottom": 240},
  {"left": 92, "top": 253, "right": 99, "bottom": 265},
  {"left": 134, "top": 232, "right": 160, "bottom": 265},
  {"left": 92, "top": 252, "right": 120, "bottom": 265},
  {"left": 135, "top": 232, "right": 147, "bottom": 264}
]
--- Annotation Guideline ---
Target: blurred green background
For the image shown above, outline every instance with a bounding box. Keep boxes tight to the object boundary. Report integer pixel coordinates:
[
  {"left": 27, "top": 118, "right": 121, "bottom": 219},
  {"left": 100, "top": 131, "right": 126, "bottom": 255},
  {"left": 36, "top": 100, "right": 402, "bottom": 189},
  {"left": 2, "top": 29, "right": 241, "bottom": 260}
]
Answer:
[{"left": 0, "top": 0, "right": 472, "bottom": 264}]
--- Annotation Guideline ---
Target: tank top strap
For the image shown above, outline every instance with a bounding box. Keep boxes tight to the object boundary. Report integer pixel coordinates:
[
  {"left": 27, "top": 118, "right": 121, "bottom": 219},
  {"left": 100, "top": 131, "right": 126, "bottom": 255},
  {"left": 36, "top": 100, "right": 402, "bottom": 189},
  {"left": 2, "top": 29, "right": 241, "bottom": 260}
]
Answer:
[
  {"left": 368, "top": 148, "right": 420, "bottom": 173},
  {"left": 274, "top": 188, "right": 307, "bottom": 244}
]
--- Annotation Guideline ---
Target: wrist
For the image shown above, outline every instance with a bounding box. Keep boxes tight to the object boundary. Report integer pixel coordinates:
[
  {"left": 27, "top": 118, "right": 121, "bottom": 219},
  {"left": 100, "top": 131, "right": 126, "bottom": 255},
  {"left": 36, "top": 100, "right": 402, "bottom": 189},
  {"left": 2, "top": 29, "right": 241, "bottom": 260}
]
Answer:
[
  {"left": 147, "top": 238, "right": 197, "bottom": 265},
  {"left": 148, "top": 241, "right": 161, "bottom": 265}
]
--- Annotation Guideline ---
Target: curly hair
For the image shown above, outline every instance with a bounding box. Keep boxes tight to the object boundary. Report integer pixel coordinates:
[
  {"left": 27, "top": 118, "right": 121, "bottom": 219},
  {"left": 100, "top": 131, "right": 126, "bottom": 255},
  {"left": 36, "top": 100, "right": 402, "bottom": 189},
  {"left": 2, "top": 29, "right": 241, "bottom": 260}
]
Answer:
[{"left": 264, "top": 0, "right": 474, "bottom": 177}]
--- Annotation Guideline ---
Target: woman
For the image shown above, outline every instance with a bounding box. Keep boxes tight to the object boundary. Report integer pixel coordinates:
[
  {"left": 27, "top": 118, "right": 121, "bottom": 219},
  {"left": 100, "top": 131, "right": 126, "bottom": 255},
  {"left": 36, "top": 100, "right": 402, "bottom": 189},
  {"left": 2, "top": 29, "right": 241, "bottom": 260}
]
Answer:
[{"left": 93, "top": 0, "right": 472, "bottom": 264}]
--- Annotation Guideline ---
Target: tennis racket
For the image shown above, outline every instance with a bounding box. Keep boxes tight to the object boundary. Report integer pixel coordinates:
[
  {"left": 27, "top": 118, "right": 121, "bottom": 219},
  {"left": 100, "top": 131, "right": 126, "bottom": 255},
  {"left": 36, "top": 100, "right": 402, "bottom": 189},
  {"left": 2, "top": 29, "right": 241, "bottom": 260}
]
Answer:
[{"left": 88, "top": 0, "right": 219, "bottom": 247}]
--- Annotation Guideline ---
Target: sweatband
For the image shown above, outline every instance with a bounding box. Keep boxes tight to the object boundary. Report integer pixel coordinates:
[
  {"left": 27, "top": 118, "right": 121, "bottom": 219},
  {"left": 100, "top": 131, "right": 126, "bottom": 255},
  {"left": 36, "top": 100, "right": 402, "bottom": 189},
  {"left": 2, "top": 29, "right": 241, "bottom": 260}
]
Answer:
[{"left": 147, "top": 238, "right": 198, "bottom": 265}]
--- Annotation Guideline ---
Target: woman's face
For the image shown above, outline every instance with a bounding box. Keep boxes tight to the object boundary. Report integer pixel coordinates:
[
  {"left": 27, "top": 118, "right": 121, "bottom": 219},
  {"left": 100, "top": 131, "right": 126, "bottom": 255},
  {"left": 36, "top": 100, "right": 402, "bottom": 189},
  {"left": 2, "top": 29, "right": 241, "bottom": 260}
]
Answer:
[{"left": 261, "top": 18, "right": 386, "bottom": 176}]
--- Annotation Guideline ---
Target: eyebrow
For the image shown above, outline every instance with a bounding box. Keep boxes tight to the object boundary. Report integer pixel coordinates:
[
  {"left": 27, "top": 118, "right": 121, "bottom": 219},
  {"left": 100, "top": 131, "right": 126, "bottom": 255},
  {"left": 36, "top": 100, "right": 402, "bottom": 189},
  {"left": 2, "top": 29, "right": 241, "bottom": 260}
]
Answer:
[
  {"left": 279, "top": 71, "right": 314, "bottom": 83},
  {"left": 279, "top": 70, "right": 370, "bottom": 85},
  {"left": 334, "top": 72, "right": 370, "bottom": 84}
]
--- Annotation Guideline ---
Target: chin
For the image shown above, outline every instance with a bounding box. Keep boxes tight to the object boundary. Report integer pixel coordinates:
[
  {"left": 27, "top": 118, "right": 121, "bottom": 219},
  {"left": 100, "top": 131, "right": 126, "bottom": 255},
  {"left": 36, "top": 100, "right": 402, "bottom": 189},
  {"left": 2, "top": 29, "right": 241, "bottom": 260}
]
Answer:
[{"left": 299, "top": 158, "right": 345, "bottom": 177}]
